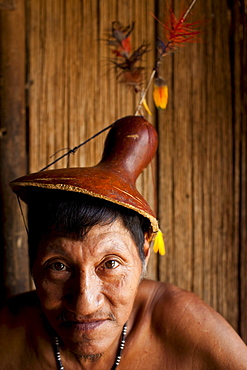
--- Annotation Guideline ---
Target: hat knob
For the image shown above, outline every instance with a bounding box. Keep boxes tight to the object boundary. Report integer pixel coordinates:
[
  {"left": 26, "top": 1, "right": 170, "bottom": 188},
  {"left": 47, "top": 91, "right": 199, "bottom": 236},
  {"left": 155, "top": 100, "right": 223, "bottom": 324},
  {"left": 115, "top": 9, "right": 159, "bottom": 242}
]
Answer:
[{"left": 98, "top": 116, "right": 158, "bottom": 184}]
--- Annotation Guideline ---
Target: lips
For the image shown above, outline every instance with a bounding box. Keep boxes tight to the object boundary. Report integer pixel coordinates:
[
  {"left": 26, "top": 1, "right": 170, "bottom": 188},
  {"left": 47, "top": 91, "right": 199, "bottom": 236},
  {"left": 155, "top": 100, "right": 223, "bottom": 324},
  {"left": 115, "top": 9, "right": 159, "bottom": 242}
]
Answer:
[
  {"left": 61, "top": 319, "right": 106, "bottom": 332},
  {"left": 56, "top": 310, "right": 116, "bottom": 334}
]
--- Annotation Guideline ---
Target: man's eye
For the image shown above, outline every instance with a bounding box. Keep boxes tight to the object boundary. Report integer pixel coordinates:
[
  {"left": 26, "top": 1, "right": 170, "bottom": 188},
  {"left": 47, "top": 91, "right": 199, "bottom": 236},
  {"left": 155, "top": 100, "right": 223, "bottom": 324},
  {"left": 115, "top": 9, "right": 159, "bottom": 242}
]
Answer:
[
  {"left": 104, "top": 260, "right": 119, "bottom": 269},
  {"left": 50, "top": 262, "right": 67, "bottom": 271}
]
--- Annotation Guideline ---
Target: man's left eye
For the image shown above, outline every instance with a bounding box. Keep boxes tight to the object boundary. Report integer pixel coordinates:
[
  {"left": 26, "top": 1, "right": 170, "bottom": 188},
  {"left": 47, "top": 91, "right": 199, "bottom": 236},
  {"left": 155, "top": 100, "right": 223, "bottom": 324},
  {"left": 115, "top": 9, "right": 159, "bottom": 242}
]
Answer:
[{"left": 104, "top": 260, "right": 119, "bottom": 269}]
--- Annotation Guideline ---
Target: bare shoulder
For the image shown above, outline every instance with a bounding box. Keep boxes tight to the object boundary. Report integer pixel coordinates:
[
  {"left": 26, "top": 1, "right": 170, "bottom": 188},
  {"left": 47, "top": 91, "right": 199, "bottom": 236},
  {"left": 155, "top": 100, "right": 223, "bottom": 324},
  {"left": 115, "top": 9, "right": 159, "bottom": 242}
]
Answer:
[{"left": 139, "top": 279, "right": 247, "bottom": 368}]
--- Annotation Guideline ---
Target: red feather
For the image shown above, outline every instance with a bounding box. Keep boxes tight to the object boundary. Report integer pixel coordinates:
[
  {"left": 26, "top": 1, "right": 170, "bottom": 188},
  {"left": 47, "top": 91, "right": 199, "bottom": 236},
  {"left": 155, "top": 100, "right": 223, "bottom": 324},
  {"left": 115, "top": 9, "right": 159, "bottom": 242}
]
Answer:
[{"left": 152, "top": 0, "right": 205, "bottom": 57}]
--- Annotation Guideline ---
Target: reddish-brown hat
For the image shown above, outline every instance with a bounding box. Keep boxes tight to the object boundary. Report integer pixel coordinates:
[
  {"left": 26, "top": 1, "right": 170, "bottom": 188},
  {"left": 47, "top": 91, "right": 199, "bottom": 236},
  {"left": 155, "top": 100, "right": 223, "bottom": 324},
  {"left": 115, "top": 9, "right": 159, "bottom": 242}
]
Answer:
[{"left": 10, "top": 116, "right": 159, "bottom": 235}]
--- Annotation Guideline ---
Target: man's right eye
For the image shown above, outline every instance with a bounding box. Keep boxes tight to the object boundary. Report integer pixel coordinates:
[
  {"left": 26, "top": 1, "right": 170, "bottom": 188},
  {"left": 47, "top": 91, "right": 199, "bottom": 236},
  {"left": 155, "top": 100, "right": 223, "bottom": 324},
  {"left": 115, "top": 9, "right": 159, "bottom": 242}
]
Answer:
[{"left": 50, "top": 262, "right": 67, "bottom": 271}]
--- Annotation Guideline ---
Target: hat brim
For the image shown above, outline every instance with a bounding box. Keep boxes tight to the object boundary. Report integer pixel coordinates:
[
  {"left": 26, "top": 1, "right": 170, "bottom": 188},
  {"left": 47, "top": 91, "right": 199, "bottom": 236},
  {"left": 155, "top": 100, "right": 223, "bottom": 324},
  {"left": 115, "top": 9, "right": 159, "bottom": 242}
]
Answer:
[{"left": 10, "top": 166, "right": 159, "bottom": 235}]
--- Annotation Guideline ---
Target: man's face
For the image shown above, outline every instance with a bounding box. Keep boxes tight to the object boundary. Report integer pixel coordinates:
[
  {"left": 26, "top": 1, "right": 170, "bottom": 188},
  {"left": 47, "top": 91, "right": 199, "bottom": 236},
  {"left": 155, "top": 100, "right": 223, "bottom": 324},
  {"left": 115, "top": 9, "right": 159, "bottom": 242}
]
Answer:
[{"left": 32, "top": 219, "right": 145, "bottom": 357}]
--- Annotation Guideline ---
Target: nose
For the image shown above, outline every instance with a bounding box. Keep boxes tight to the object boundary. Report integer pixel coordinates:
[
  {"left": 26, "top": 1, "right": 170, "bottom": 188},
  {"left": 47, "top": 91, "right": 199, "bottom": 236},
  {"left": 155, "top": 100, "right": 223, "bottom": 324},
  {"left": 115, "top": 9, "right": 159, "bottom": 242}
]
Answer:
[{"left": 64, "top": 270, "right": 104, "bottom": 316}]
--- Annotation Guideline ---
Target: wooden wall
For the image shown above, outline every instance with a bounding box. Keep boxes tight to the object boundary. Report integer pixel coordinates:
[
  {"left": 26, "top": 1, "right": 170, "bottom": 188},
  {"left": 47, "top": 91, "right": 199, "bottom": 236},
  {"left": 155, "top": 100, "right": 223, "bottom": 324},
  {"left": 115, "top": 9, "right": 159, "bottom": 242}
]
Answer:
[
  {"left": 0, "top": 0, "right": 246, "bottom": 342},
  {"left": 156, "top": 0, "right": 247, "bottom": 342}
]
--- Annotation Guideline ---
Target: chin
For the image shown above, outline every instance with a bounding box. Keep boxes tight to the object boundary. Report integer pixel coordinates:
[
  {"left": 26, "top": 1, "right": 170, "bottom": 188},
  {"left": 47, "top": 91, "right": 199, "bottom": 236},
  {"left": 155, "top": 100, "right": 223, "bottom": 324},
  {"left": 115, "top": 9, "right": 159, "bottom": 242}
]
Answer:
[
  {"left": 63, "top": 335, "right": 111, "bottom": 359},
  {"left": 76, "top": 353, "right": 103, "bottom": 362},
  {"left": 56, "top": 320, "right": 118, "bottom": 356},
  {"left": 73, "top": 348, "right": 104, "bottom": 361}
]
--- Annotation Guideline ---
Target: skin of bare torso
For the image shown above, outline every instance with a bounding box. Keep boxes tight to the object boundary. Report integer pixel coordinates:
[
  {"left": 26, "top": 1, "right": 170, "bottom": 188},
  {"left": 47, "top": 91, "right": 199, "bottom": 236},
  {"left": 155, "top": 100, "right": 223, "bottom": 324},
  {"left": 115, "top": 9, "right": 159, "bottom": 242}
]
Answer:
[{"left": 0, "top": 219, "right": 247, "bottom": 369}]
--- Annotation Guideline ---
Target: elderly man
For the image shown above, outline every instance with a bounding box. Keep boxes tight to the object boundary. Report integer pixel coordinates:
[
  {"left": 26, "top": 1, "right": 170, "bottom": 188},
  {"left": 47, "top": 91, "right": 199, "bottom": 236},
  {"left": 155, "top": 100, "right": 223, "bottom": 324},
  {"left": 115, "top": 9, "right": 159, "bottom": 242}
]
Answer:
[{"left": 1, "top": 116, "right": 247, "bottom": 369}]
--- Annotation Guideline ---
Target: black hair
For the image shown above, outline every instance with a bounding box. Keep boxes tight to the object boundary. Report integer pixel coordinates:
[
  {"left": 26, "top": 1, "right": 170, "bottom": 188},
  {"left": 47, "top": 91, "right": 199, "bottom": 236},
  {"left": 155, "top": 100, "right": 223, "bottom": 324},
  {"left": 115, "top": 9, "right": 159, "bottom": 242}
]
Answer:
[{"left": 27, "top": 189, "right": 152, "bottom": 269}]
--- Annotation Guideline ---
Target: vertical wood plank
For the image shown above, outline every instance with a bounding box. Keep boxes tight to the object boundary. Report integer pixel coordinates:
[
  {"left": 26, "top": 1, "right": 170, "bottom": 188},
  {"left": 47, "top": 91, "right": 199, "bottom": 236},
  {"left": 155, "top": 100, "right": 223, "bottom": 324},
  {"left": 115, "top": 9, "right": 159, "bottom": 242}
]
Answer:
[
  {"left": 230, "top": 0, "right": 247, "bottom": 343},
  {"left": 0, "top": 0, "right": 29, "bottom": 299}
]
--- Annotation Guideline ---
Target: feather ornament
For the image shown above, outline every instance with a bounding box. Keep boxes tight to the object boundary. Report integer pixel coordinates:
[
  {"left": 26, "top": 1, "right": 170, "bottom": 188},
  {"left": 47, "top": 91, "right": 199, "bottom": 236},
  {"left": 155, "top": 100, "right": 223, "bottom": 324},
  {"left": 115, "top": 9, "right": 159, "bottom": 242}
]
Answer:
[
  {"left": 153, "top": 77, "right": 168, "bottom": 109},
  {"left": 106, "top": 21, "right": 149, "bottom": 94},
  {"left": 105, "top": 1, "right": 204, "bottom": 115},
  {"left": 142, "top": 98, "right": 152, "bottom": 115},
  {"left": 154, "top": 2, "right": 203, "bottom": 59}
]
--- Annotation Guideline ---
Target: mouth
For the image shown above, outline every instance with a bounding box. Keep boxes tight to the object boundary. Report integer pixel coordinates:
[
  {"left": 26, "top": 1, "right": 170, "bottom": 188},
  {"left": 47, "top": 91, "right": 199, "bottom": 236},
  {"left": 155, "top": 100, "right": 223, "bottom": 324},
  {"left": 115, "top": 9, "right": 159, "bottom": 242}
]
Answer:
[{"left": 61, "top": 319, "right": 107, "bottom": 332}]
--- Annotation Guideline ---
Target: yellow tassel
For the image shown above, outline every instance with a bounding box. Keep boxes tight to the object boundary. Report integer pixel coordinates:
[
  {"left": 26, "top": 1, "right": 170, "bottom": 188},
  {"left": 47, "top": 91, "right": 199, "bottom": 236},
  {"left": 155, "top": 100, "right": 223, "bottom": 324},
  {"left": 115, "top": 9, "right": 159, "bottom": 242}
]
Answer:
[
  {"left": 153, "top": 77, "right": 168, "bottom": 109},
  {"left": 153, "top": 229, "right": 166, "bottom": 255},
  {"left": 142, "top": 98, "right": 152, "bottom": 115}
]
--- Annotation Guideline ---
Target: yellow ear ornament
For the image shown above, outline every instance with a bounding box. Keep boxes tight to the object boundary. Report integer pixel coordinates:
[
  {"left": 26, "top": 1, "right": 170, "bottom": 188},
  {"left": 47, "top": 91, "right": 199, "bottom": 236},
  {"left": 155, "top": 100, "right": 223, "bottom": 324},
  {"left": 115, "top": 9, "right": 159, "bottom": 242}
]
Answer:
[{"left": 153, "top": 229, "right": 165, "bottom": 255}]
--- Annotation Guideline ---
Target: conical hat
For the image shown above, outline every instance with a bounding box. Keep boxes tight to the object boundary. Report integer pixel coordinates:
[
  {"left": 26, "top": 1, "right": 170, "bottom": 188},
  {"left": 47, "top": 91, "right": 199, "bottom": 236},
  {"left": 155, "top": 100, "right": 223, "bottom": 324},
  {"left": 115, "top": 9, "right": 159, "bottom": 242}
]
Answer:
[{"left": 10, "top": 115, "right": 159, "bottom": 235}]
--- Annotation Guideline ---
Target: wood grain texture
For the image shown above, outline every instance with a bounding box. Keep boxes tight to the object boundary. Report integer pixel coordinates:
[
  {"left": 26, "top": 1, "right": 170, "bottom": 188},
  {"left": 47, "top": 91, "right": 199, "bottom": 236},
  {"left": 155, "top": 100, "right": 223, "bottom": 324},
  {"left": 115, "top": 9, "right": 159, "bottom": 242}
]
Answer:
[
  {"left": 0, "top": 0, "right": 29, "bottom": 298},
  {"left": 230, "top": 0, "right": 247, "bottom": 343},
  {"left": 157, "top": 0, "right": 244, "bottom": 335}
]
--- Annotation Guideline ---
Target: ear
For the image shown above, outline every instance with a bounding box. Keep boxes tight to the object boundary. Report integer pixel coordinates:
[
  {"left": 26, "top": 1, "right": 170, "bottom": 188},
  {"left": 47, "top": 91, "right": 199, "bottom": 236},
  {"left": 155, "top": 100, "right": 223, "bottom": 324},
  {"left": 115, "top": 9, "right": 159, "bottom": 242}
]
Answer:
[{"left": 143, "top": 233, "right": 151, "bottom": 264}]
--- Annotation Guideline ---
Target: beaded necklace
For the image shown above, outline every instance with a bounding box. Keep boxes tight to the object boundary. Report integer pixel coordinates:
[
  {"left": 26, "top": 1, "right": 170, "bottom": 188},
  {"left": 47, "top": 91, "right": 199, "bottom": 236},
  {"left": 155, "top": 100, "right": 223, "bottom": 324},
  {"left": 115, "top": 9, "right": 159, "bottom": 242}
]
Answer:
[{"left": 54, "top": 323, "right": 127, "bottom": 370}]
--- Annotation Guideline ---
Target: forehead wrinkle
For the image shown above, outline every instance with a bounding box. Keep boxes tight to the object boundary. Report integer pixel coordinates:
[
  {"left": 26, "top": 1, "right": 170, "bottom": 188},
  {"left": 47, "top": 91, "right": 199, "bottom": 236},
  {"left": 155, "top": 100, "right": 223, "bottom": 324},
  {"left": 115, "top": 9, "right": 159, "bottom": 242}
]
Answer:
[
  {"left": 38, "top": 237, "right": 77, "bottom": 257},
  {"left": 83, "top": 234, "right": 135, "bottom": 260},
  {"left": 39, "top": 230, "right": 136, "bottom": 261},
  {"left": 83, "top": 227, "right": 137, "bottom": 256}
]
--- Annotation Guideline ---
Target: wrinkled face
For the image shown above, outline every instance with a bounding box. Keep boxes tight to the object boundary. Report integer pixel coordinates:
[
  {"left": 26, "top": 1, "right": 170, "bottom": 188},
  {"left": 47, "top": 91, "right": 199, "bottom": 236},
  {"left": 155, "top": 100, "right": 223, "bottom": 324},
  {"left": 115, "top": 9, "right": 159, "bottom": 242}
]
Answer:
[{"left": 32, "top": 219, "right": 147, "bottom": 357}]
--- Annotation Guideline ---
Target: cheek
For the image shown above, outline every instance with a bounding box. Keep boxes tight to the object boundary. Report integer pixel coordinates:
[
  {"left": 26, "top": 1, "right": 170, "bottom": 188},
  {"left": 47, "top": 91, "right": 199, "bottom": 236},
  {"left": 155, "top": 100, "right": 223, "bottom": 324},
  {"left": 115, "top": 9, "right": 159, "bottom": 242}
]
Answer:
[
  {"left": 33, "top": 272, "right": 65, "bottom": 310},
  {"left": 108, "top": 266, "right": 141, "bottom": 313}
]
